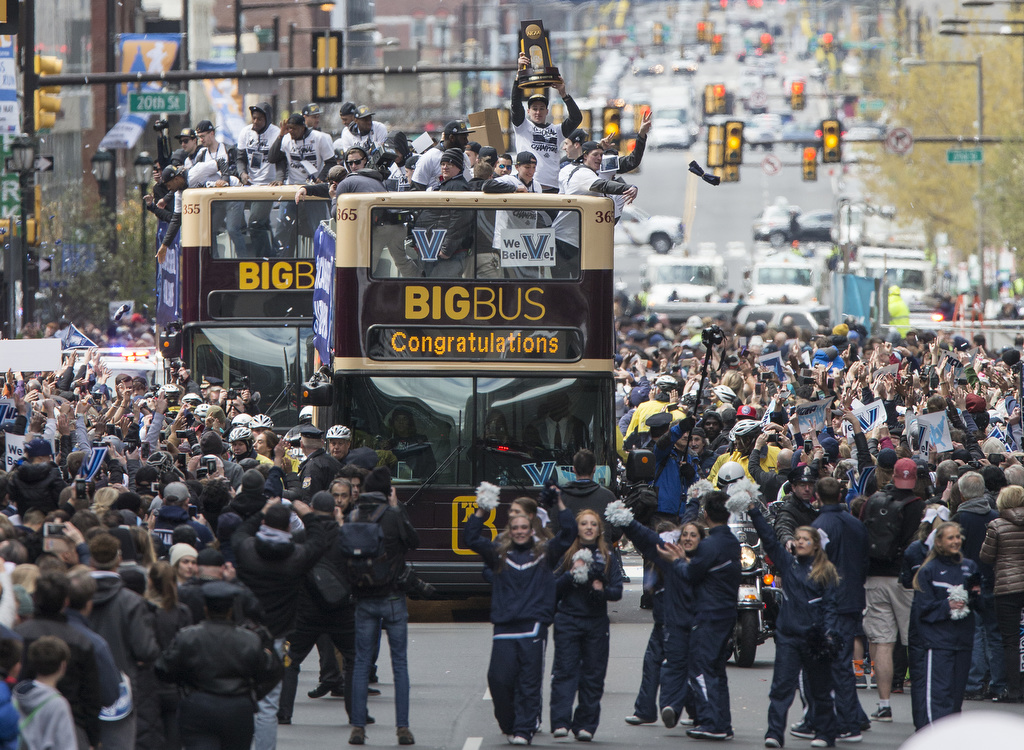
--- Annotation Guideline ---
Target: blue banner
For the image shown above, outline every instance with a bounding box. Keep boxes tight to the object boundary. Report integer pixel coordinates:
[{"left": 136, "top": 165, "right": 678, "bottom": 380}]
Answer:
[
  {"left": 312, "top": 222, "right": 336, "bottom": 366},
  {"left": 842, "top": 274, "right": 876, "bottom": 322},
  {"left": 60, "top": 323, "right": 98, "bottom": 350},
  {"left": 197, "top": 61, "right": 247, "bottom": 146},
  {"left": 100, "top": 34, "right": 182, "bottom": 149},
  {"left": 155, "top": 221, "right": 181, "bottom": 325}
]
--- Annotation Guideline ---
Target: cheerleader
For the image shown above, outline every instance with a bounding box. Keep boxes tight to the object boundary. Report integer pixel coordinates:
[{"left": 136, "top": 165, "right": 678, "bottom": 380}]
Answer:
[
  {"left": 549, "top": 509, "right": 624, "bottom": 741},
  {"left": 909, "top": 521, "right": 979, "bottom": 730},
  {"left": 747, "top": 502, "right": 839, "bottom": 748},
  {"left": 464, "top": 484, "right": 575, "bottom": 746}
]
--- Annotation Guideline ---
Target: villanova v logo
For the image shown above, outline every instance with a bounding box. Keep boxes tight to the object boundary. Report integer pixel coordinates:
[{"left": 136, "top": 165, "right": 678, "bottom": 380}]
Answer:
[
  {"left": 411, "top": 228, "right": 447, "bottom": 261},
  {"left": 521, "top": 233, "right": 549, "bottom": 260}
]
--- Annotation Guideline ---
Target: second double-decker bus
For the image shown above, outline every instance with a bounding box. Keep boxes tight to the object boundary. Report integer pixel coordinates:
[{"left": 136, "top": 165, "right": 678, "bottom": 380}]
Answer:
[
  {"left": 307, "top": 191, "right": 617, "bottom": 594},
  {"left": 176, "top": 186, "right": 331, "bottom": 427}
]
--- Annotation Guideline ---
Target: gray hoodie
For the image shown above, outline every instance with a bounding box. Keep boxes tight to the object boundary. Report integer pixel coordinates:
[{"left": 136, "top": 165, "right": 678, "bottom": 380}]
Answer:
[{"left": 14, "top": 681, "right": 76, "bottom": 750}]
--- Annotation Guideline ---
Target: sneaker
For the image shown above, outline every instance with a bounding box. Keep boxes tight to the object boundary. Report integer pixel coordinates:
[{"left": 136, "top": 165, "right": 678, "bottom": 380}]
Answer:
[
  {"left": 397, "top": 727, "right": 415, "bottom": 746},
  {"left": 870, "top": 706, "right": 892, "bottom": 723},
  {"left": 661, "top": 706, "right": 679, "bottom": 729},
  {"left": 681, "top": 718, "right": 696, "bottom": 727},
  {"left": 860, "top": 719, "right": 871, "bottom": 732},
  {"left": 964, "top": 690, "right": 987, "bottom": 701},
  {"left": 993, "top": 692, "right": 1024, "bottom": 703},
  {"left": 810, "top": 741, "right": 829, "bottom": 748},
  {"left": 765, "top": 738, "right": 782, "bottom": 748},
  {"left": 790, "top": 723, "right": 815, "bottom": 740},
  {"left": 624, "top": 715, "right": 656, "bottom": 725},
  {"left": 686, "top": 726, "right": 730, "bottom": 740},
  {"left": 575, "top": 730, "right": 593, "bottom": 742},
  {"left": 277, "top": 716, "right": 291, "bottom": 725},
  {"left": 308, "top": 682, "right": 339, "bottom": 699},
  {"left": 890, "top": 682, "right": 904, "bottom": 694},
  {"left": 368, "top": 686, "right": 382, "bottom": 696},
  {"left": 349, "top": 727, "right": 365, "bottom": 745},
  {"left": 509, "top": 737, "right": 530, "bottom": 746},
  {"left": 553, "top": 728, "right": 569, "bottom": 738},
  {"left": 837, "top": 732, "right": 862, "bottom": 743}
]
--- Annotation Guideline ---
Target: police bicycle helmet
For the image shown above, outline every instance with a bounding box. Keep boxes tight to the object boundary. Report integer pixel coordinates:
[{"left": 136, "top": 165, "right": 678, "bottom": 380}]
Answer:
[
  {"left": 194, "top": 403, "right": 212, "bottom": 420},
  {"left": 326, "top": 425, "right": 352, "bottom": 440},
  {"left": 231, "top": 413, "right": 253, "bottom": 428},
  {"left": 228, "top": 426, "right": 253, "bottom": 445},
  {"left": 250, "top": 414, "right": 274, "bottom": 430},
  {"left": 716, "top": 460, "right": 747, "bottom": 489},
  {"left": 729, "top": 419, "right": 762, "bottom": 442}
]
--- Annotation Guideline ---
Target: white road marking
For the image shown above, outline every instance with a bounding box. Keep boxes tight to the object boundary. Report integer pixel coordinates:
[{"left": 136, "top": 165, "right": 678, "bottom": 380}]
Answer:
[
  {"left": 623, "top": 565, "right": 645, "bottom": 580},
  {"left": 462, "top": 739, "right": 483, "bottom": 750},
  {"left": 483, "top": 687, "right": 491, "bottom": 700}
]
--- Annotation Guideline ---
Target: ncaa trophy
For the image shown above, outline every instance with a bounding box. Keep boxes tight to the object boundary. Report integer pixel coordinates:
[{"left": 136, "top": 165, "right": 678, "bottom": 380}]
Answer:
[{"left": 516, "top": 20, "right": 563, "bottom": 89}]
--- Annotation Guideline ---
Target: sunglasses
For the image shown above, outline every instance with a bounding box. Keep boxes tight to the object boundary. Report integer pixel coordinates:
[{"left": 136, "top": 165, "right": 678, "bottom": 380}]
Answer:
[{"left": 346, "top": 159, "right": 365, "bottom": 166}]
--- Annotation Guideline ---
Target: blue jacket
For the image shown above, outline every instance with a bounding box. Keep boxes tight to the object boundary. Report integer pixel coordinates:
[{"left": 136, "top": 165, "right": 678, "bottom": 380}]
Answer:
[
  {"left": 464, "top": 508, "right": 576, "bottom": 630},
  {"left": 671, "top": 523, "right": 741, "bottom": 622},
  {"left": 953, "top": 497, "right": 998, "bottom": 591},
  {"left": 911, "top": 555, "right": 979, "bottom": 651},
  {"left": 899, "top": 540, "right": 928, "bottom": 590},
  {"left": 813, "top": 504, "right": 869, "bottom": 614},
  {"left": 751, "top": 507, "right": 838, "bottom": 639},
  {"left": 554, "top": 544, "right": 623, "bottom": 619},
  {"left": 152, "top": 505, "right": 214, "bottom": 549},
  {"left": 647, "top": 420, "right": 692, "bottom": 516},
  {"left": 625, "top": 519, "right": 697, "bottom": 628},
  {"left": 0, "top": 681, "right": 17, "bottom": 750}
]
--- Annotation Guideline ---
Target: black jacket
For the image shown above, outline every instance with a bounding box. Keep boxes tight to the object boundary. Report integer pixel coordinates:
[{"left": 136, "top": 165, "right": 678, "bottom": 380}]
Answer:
[
  {"left": 413, "top": 175, "right": 475, "bottom": 257},
  {"left": 155, "top": 619, "right": 281, "bottom": 698},
  {"left": 773, "top": 492, "right": 819, "bottom": 547},
  {"left": 231, "top": 512, "right": 332, "bottom": 637},
  {"left": 558, "top": 479, "right": 622, "bottom": 543},
  {"left": 297, "top": 448, "right": 343, "bottom": 501},
  {"left": 179, "top": 574, "right": 265, "bottom": 626},
  {"left": 748, "top": 447, "right": 786, "bottom": 505},
  {"left": 9, "top": 461, "right": 66, "bottom": 517},
  {"left": 15, "top": 614, "right": 103, "bottom": 745},
  {"left": 346, "top": 492, "right": 419, "bottom": 598},
  {"left": 88, "top": 572, "right": 161, "bottom": 687}
]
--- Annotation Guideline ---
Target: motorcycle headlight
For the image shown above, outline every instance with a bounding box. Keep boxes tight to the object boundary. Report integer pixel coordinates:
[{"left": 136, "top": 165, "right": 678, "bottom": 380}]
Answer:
[{"left": 740, "top": 544, "right": 758, "bottom": 571}]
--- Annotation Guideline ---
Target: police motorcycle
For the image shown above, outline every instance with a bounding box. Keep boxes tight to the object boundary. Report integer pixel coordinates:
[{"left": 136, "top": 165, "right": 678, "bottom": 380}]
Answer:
[{"left": 717, "top": 460, "right": 780, "bottom": 667}]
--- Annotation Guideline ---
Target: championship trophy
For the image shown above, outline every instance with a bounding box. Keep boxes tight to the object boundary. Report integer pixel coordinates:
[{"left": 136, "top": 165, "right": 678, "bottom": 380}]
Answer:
[{"left": 516, "top": 19, "right": 563, "bottom": 89}]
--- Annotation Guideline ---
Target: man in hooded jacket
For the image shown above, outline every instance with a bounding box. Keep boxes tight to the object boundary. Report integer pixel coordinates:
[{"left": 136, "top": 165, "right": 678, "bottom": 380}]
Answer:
[{"left": 9, "top": 438, "right": 66, "bottom": 517}]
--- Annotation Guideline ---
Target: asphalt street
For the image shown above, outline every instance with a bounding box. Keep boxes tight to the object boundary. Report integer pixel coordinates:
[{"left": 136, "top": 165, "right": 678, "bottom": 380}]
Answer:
[{"left": 275, "top": 564, "right": 1022, "bottom": 749}]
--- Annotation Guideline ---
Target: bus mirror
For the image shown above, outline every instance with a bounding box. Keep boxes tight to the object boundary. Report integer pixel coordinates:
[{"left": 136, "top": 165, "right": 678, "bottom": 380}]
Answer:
[
  {"left": 300, "top": 380, "right": 334, "bottom": 406},
  {"left": 625, "top": 449, "right": 657, "bottom": 483}
]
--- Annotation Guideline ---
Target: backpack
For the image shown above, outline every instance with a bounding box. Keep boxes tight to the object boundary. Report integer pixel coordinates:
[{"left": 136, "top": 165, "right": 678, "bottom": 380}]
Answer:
[
  {"left": 622, "top": 454, "right": 672, "bottom": 525},
  {"left": 861, "top": 491, "right": 914, "bottom": 562},
  {"left": 337, "top": 504, "right": 392, "bottom": 593},
  {"left": 309, "top": 558, "right": 351, "bottom": 608}
]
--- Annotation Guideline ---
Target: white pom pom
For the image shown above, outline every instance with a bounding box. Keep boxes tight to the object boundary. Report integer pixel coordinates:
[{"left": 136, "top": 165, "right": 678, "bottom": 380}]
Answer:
[
  {"left": 727, "top": 477, "right": 759, "bottom": 501},
  {"left": 475, "top": 481, "right": 500, "bottom": 512},
  {"left": 948, "top": 584, "right": 971, "bottom": 620},
  {"left": 571, "top": 548, "right": 594, "bottom": 584},
  {"left": 726, "top": 495, "right": 752, "bottom": 516},
  {"left": 688, "top": 479, "right": 714, "bottom": 501},
  {"left": 604, "top": 500, "right": 634, "bottom": 527}
]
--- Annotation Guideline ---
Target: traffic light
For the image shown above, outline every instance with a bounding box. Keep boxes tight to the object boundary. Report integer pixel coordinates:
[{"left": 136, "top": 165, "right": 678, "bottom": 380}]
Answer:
[
  {"left": 724, "top": 121, "right": 744, "bottom": 165},
  {"left": 821, "top": 32, "right": 834, "bottom": 53},
  {"left": 34, "top": 54, "right": 63, "bottom": 131},
  {"left": 706, "top": 124, "right": 724, "bottom": 167},
  {"left": 602, "top": 107, "right": 621, "bottom": 143},
  {"left": 711, "top": 34, "right": 723, "bottom": 56},
  {"left": 760, "top": 33, "right": 773, "bottom": 54},
  {"left": 712, "top": 84, "right": 726, "bottom": 114},
  {"left": 720, "top": 165, "right": 739, "bottom": 183},
  {"left": 696, "top": 22, "right": 706, "bottom": 43},
  {"left": 653, "top": 22, "right": 664, "bottom": 47},
  {"left": 802, "top": 147, "right": 818, "bottom": 181},
  {"left": 790, "top": 80, "right": 805, "bottom": 110},
  {"left": 311, "top": 31, "right": 344, "bottom": 103},
  {"left": 821, "top": 119, "right": 841, "bottom": 163}
]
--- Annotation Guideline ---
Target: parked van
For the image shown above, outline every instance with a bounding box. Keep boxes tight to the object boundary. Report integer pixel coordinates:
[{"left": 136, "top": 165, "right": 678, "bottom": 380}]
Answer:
[{"left": 641, "top": 253, "right": 726, "bottom": 304}]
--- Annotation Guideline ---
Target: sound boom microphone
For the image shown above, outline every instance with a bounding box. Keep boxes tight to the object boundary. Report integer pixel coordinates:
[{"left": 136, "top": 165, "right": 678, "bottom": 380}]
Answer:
[{"left": 113, "top": 304, "right": 131, "bottom": 323}]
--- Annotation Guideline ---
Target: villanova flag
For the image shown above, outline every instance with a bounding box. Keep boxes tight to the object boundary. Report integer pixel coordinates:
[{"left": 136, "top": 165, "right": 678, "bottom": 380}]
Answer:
[{"left": 60, "top": 324, "right": 97, "bottom": 350}]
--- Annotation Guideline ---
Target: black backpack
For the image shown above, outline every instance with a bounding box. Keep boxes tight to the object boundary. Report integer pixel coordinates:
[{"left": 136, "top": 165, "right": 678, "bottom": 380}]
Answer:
[
  {"left": 337, "top": 504, "right": 392, "bottom": 593},
  {"left": 861, "top": 491, "right": 914, "bottom": 562}
]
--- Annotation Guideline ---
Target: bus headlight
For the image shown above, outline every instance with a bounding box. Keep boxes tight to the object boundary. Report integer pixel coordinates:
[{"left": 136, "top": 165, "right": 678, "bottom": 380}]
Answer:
[{"left": 740, "top": 545, "right": 758, "bottom": 571}]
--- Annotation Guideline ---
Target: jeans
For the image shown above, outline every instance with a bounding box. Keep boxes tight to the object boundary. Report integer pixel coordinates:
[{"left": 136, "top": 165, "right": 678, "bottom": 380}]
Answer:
[
  {"left": 967, "top": 591, "right": 1006, "bottom": 694},
  {"left": 994, "top": 590, "right": 1024, "bottom": 698},
  {"left": 254, "top": 638, "right": 285, "bottom": 750},
  {"left": 278, "top": 608, "right": 355, "bottom": 722},
  {"left": 351, "top": 596, "right": 410, "bottom": 729},
  {"left": 633, "top": 621, "right": 663, "bottom": 721}
]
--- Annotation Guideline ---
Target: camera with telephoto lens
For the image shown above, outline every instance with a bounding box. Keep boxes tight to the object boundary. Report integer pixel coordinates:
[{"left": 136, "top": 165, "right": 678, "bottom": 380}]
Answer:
[
  {"left": 397, "top": 564, "right": 437, "bottom": 599},
  {"left": 701, "top": 325, "right": 724, "bottom": 346},
  {"left": 153, "top": 118, "right": 169, "bottom": 133}
]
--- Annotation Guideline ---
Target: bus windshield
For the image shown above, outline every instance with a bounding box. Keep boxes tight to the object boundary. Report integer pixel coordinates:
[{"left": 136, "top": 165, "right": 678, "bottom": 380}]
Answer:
[
  {"left": 652, "top": 264, "right": 716, "bottom": 286},
  {"left": 336, "top": 375, "right": 614, "bottom": 486},
  {"left": 757, "top": 267, "right": 812, "bottom": 286},
  {"left": 209, "top": 199, "right": 330, "bottom": 259},
  {"left": 368, "top": 206, "right": 582, "bottom": 280},
  {"left": 188, "top": 326, "right": 316, "bottom": 428},
  {"left": 885, "top": 268, "right": 926, "bottom": 290}
]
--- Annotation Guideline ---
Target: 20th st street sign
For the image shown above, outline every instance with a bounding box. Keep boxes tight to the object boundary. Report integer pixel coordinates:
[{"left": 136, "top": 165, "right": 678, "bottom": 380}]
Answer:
[
  {"left": 127, "top": 92, "right": 188, "bottom": 115},
  {"left": 946, "top": 148, "right": 983, "bottom": 165}
]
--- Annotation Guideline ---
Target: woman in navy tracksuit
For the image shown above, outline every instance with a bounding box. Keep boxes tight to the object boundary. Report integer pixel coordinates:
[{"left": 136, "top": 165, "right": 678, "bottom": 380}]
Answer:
[
  {"left": 549, "top": 509, "right": 624, "bottom": 741},
  {"left": 909, "top": 521, "right": 979, "bottom": 730},
  {"left": 622, "top": 498, "right": 703, "bottom": 729},
  {"left": 748, "top": 505, "right": 839, "bottom": 748},
  {"left": 465, "top": 496, "right": 575, "bottom": 745}
]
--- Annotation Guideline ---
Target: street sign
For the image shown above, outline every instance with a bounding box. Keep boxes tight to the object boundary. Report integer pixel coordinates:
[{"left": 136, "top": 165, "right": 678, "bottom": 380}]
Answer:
[
  {"left": 34, "top": 156, "right": 52, "bottom": 172},
  {"left": 884, "top": 127, "right": 913, "bottom": 155},
  {"left": 127, "top": 91, "right": 188, "bottom": 115},
  {"left": 761, "top": 154, "right": 782, "bottom": 176},
  {"left": 946, "top": 148, "right": 983, "bottom": 165},
  {"left": 858, "top": 99, "right": 885, "bottom": 113},
  {"left": 749, "top": 89, "right": 768, "bottom": 109}
]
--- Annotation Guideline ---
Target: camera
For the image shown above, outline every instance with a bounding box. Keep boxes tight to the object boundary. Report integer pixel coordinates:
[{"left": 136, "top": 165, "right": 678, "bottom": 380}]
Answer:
[
  {"left": 537, "top": 477, "right": 559, "bottom": 509},
  {"left": 701, "top": 325, "right": 724, "bottom": 347},
  {"left": 75, "top": 478, "right": 87, "bottom": 500},
  {"left": 227, "top": 389, "right": 237, "bottom": 400},
  {"left": 804, "top": 439, "right": 814, "bottom": 454},
  {"left": 43, "top": 523, "right": 65, "bottom": 538},
  {"left": 759, "top": 371, "right": 772, "bottom": 382},
  {"left": 766, "top": 434, "right": 779, "bottom": 445},
  {"left": 203, "top": 455, "right": 218, "bottom": 476},
  {"left": 175, "top": 430, "right": 190, "bottom": 441},
  {"left": 153, "top": 118, "right": 169, "bottom": 133}
]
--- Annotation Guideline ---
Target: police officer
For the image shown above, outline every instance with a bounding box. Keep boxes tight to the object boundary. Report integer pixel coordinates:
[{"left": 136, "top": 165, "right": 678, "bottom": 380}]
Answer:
[
  {"left": 297, "top": 424, "right": 343, "bottom": 501},
  {"left": 155, "top": 581, "right": 281, "bottom": 750}
]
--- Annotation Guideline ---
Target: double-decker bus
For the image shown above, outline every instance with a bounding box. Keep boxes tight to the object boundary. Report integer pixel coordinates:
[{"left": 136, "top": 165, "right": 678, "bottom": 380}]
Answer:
[
  {"left": 176, "top": 186, "right": 331, "bottom": 428},
  {"left": 307, "top": 192, "right": 617, "bottom": 594}
]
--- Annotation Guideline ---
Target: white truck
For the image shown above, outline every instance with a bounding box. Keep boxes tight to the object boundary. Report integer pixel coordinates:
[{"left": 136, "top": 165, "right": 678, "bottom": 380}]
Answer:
[
  {"left": 647, "top": 85, "right": 699, "bottom": 148},
  {"left": 747, "top": 254, "right": 818, "bottom": 305},
  {"left": 641, "top": 253, "right": 726, "bottom": 303},
  {"left": 856, "top": 246, "right": 934, "bottom": 307}
]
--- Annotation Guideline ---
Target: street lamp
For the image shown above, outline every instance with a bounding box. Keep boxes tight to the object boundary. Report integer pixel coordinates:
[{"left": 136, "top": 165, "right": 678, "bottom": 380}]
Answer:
[
  {"left": 133, "top": 152, "right": 154, "bottom": 263},
  {"left": 9, "top": 136, "right": 35, "bottom": 336},
  {"left": 901, "top": 56, "right": 989, "bottom": 300},
  {"left": 91, "top": 149, "right": 117, "bottom": 256}
]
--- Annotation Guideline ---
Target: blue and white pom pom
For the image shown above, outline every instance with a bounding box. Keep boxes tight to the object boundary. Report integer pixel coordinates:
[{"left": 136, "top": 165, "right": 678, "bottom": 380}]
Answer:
[
  {"left": 571, "top": 548, "right": 594, "bottom": 584},
  {"left": 725, "top": 477, "right": 760, "bottom": 516},
  {"left": 604, "top": 499, "right": 634, "bottom": 527},
  {"left": 948, "top": 584, "right": 971, "bottom": 620},
  {"left": 475, "top": 481, "right": 500, "bottom": 512},
  {"left": 688, "top": 479, "right": 714, "bottom": 501}
]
